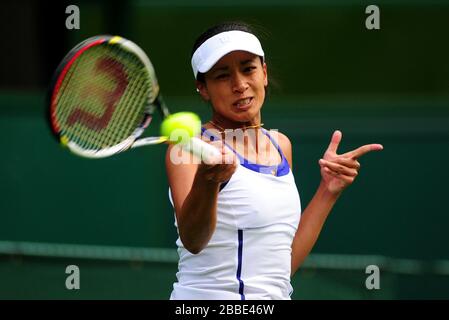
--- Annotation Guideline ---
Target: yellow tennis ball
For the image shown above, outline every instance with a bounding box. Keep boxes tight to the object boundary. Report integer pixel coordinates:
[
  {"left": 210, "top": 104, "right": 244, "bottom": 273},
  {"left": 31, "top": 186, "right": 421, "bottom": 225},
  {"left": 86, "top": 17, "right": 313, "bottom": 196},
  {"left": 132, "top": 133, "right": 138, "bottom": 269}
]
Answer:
[{"left": 160, "top": 112, "right": 201, "bottom": 143}]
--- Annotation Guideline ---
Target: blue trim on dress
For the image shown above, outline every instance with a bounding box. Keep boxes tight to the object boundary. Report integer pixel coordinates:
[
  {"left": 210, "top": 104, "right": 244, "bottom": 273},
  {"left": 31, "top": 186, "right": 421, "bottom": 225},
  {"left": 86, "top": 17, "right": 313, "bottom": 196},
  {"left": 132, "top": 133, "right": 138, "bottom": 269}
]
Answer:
[{"left": 237, "top": 229, "right": 245, "bottom": 300}]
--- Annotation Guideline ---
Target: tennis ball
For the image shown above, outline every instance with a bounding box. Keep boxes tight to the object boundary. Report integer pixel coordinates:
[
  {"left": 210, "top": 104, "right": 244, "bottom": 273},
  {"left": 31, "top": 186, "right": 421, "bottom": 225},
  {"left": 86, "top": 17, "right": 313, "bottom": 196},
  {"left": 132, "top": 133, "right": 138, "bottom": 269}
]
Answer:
[{"left": 160, "top": 112, "right": 201, "bottom": 143}]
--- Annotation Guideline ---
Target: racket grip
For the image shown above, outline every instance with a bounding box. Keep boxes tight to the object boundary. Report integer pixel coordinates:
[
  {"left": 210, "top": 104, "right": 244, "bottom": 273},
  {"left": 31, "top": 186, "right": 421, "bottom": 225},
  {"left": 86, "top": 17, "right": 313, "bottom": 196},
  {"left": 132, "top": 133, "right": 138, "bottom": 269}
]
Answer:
[{"left": 181, "top": 137, "right": 222, "bottom": 164}]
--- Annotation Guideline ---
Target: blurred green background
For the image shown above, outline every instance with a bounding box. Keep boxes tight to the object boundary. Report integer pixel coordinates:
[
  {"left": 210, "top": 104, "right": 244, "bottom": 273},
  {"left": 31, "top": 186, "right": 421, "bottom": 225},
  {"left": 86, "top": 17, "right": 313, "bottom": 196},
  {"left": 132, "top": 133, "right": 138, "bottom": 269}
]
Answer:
[{"left": 1, "top": 0, "right": 449, "bottom": 299}]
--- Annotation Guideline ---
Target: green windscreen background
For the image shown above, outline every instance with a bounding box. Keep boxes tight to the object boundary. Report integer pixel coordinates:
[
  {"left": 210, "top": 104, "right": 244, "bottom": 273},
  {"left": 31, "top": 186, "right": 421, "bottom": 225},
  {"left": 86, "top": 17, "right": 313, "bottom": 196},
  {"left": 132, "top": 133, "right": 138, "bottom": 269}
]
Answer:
[{"left": 1, "top": 0, "right": 448, "bottom": 299}]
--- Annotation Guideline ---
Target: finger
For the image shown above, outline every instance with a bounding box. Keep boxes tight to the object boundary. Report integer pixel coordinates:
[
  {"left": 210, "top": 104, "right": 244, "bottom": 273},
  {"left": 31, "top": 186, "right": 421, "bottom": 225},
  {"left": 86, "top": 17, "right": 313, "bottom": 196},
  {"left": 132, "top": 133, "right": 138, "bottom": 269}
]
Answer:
[
  {"left": 343, "top": 144, "right": 383, "bottom": 159},
  {"left": 326, "top": 130, "right": 342, "bottom": 154},
  {"left": 211, "top": 143, "right": 230, "bottom": 165},
  {"left": 329, "top": 157, "right": 361, "bottom": 170},
  {"left": 319, "top": 159, "right": 358, "bottom": 177},
  {"left": 201, "top": 160, "right": 237, "bottom": 180},
  {"left": 323, "top": 167, "right": 355, "bottom": 184},
  {"left": 222, "top": 145, "right": 240, "bottom": 165}
]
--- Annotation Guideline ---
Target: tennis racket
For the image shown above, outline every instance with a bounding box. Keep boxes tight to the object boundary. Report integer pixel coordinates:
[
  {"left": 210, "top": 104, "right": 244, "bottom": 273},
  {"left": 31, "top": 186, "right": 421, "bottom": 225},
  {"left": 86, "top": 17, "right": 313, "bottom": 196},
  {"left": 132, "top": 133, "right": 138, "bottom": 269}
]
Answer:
[{"left": 48, "top": 35, "right": 221, "bottom": 161}]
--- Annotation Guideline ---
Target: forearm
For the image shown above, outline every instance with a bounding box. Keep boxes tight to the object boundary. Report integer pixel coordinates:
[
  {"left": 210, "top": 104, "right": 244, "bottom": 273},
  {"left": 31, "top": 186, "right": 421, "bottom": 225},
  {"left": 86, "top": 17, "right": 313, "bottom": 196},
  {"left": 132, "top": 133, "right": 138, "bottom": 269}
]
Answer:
[
  {"left": 177, "top": 174, "right": 220, "bottom": 254},
  {"left": 291, "top": 181, "right": 340, "bottom": 276}
]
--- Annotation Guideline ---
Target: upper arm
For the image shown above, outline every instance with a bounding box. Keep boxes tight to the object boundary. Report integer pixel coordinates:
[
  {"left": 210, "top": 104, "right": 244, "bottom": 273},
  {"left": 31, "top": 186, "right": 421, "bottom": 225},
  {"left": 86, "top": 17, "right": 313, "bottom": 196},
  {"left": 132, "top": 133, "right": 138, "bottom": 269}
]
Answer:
[
  {"left": 165, "top": 144, "right": 198, "bottom": 216},
  {"left": 277, "top": 132, "right": 293, "bottom": 168}
]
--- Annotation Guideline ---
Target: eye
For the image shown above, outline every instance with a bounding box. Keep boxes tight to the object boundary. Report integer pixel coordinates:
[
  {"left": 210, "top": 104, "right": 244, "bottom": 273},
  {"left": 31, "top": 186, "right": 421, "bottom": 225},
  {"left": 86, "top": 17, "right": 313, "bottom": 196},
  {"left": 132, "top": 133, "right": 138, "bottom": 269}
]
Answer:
[
  {"left": 244, "top": 66, "right": 257, "bottom": 73},
  {"left": 215, "top": 73, "right": 229, "bottom": 80}
]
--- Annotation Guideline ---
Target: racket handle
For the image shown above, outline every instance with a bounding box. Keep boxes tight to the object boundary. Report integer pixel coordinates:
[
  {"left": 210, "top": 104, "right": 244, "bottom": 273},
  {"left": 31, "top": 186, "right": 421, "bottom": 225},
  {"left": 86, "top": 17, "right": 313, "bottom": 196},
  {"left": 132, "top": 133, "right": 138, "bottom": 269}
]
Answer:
[{"left": 181, "top": 137, "right": 222, "bottom": 164}]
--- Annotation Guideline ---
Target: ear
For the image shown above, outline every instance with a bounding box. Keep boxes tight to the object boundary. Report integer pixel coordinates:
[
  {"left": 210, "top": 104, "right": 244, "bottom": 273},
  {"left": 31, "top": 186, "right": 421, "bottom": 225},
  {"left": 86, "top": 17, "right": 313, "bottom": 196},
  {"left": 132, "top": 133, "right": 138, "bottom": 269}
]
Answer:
[
  {"left": 196, "top": 80, "right": 210, "bottom": 101},
  {"left": 262, "top": 62, "right": 268, "bottom": 87}
]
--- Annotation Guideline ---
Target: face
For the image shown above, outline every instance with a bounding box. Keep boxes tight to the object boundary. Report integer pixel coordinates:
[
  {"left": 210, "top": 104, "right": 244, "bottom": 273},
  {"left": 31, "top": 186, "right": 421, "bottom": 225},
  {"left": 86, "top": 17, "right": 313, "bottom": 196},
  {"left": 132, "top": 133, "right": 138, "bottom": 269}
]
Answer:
[{"left": 197, "top": 51, "right": 268, "bottom": 124}]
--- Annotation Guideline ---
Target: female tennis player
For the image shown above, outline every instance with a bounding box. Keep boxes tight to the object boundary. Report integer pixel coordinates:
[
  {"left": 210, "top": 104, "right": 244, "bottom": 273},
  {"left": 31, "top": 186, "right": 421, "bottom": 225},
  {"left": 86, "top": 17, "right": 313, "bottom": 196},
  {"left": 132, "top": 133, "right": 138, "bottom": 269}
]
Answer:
[{"left": 165, "top": 22, "right": 383, "bottom": 300}]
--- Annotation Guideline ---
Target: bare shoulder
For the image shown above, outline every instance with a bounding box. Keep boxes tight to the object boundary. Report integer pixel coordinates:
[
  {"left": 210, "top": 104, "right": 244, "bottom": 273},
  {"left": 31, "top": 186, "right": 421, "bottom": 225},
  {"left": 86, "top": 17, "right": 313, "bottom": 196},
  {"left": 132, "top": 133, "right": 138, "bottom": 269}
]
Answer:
[
  {"left": 276, "top": 131, "right": 292, "bottom": 150},
  {"left": 273, "top": 131, "right": 293, "bottom": 168},
  {"left": 165, "top": 144, "right": 199, "bottom": 214},
  {"left": 165, "top": 144, "right": 199, "bottom": 182}
]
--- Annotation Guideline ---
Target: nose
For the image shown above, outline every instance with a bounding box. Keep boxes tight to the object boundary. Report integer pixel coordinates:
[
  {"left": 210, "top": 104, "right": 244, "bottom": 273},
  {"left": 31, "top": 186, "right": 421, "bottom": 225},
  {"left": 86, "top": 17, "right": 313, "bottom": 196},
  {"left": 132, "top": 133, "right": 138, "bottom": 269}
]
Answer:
[{"left": 231, "top": 72, "right": 249, "bottom": 93}]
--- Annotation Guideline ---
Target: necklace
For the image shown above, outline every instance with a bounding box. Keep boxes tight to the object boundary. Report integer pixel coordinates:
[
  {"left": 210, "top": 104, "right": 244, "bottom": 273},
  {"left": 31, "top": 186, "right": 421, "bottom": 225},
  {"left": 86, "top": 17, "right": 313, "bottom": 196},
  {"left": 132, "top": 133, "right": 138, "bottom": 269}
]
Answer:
[{"left": 208, "top": 120, "right": 264, "bottom": 133}]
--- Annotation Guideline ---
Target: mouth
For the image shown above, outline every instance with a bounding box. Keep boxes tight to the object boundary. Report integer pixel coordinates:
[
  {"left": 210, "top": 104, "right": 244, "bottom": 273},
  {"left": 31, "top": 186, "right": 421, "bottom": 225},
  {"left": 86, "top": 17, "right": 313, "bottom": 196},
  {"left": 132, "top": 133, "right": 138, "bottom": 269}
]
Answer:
[{"left": 233, "top": 97, "right": 253, "bottom": 110}]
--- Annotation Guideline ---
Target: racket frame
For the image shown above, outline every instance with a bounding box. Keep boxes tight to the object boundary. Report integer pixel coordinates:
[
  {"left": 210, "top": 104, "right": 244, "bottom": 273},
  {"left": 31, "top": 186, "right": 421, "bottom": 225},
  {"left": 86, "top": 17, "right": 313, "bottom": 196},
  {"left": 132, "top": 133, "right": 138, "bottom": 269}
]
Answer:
[{"left": 48, "top": 35, "right": 169, "bottom": 159}]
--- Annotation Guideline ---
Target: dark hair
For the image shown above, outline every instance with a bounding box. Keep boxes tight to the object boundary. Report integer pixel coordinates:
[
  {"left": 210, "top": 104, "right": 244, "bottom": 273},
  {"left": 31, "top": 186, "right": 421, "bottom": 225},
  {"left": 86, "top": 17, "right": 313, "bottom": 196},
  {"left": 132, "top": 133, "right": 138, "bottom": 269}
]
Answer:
[{"left": 191, "top": 21, "right": 264, "bottom": 83}]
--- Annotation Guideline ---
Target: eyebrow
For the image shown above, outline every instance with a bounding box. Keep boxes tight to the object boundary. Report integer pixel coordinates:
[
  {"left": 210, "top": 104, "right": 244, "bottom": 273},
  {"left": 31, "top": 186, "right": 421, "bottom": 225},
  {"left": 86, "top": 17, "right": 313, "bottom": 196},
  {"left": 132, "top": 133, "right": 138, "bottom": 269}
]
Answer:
[
  {"left": 240, "top": 59, "right": 254, "bottom": 65},
  {"left": 212, "top": 59, "right": 257, "bottom": 72}
]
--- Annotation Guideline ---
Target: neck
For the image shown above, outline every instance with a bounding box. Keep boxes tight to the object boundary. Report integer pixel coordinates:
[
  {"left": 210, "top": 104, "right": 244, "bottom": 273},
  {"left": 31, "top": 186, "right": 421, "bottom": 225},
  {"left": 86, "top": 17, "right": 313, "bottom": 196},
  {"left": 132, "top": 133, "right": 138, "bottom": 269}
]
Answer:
[{"left": 210, "top": 112, "right": 262, "bottom": 131}]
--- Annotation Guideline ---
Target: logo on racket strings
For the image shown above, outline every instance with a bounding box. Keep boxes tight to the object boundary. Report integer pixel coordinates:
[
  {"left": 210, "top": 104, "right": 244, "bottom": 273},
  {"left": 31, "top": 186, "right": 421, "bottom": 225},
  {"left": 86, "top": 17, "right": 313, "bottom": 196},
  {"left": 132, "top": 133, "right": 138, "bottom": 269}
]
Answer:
[{"left": 66, "top": 57, "right": 128, "bottom": 131}]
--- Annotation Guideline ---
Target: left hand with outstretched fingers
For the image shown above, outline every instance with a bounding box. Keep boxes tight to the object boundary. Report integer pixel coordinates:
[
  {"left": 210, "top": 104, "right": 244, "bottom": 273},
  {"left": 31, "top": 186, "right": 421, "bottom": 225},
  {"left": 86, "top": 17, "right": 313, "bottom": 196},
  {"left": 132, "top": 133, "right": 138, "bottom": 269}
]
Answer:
[{"left": 319, "top": 130, "right": 383, "bottom": 195}]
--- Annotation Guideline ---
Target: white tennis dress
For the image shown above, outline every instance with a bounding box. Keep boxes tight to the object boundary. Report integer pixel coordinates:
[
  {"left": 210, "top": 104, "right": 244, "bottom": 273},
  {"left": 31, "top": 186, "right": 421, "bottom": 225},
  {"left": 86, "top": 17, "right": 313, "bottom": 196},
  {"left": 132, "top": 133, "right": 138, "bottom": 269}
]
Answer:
[{"left": 169, "top": 129, "right": 301, "bottom": 300}]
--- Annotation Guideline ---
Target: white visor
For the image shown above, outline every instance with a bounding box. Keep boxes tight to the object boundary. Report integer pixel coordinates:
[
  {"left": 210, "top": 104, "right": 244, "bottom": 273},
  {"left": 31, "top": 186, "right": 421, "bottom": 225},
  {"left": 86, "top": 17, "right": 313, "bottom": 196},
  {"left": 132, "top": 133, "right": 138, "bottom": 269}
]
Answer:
[{"left": 191, "top": 30, "right": 265, "bottom": 79}]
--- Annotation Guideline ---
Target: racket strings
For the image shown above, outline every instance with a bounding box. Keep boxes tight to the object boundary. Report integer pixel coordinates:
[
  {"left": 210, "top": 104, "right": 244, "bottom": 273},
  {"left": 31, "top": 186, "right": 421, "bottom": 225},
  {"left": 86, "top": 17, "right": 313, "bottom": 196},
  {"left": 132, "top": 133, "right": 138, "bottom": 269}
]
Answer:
[{"left": 54, "top": 44, "right": 154, "bottom": 150}]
